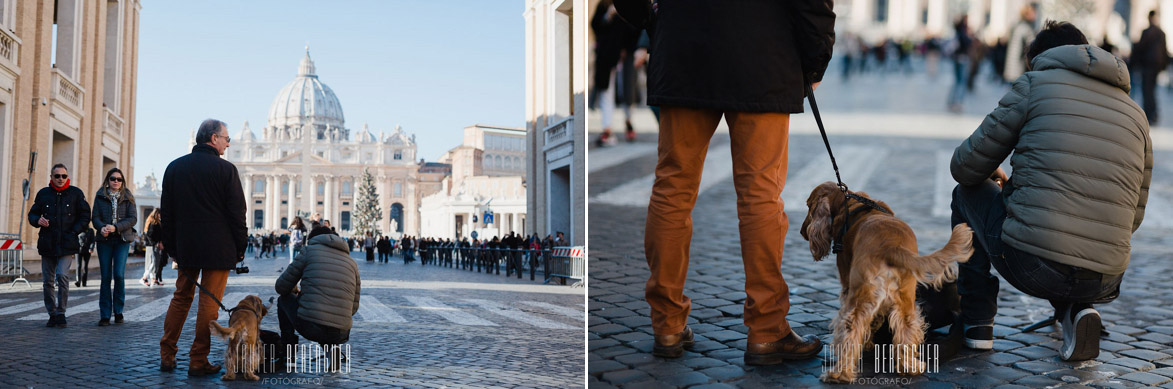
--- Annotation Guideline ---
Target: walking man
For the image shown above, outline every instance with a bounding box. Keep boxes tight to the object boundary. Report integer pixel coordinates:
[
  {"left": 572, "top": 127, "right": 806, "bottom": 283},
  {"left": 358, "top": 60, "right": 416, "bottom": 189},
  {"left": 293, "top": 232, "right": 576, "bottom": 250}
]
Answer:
[
  {"left": 159, "top": 119, "right": 248, "bottom": 376},
  {"left": 614, "top": 0, "right": 835, "bottom": 364},
  {"left": 28, "top": 163, "right": 91, "bottom": 328},
  {"left": 1134, "top": 10, "right": 1169, "bottom": 124}
]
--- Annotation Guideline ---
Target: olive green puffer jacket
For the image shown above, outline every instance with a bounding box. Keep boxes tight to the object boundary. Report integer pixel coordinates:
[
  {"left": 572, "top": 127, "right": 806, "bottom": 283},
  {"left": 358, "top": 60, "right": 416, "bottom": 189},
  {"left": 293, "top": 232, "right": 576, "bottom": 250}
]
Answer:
[
  {"left": 275, "top": 233, "right": 361, "bottom": 330},
  {"left": 951, "top": 44, "right": 1153, "bottom": 275}
]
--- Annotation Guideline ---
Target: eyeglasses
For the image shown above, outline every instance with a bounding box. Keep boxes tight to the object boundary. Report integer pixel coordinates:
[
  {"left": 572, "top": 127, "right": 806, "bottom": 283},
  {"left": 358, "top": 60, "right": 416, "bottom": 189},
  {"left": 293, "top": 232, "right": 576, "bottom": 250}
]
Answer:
[
  {"left": 218, "top": 133, "right": 231, "bottom": 144},
  {"left": 109, "top": 177, "right": 124, "bottom": 183},
  {"left": 53, "top": 174, "right": 68, "bottom": 179}
]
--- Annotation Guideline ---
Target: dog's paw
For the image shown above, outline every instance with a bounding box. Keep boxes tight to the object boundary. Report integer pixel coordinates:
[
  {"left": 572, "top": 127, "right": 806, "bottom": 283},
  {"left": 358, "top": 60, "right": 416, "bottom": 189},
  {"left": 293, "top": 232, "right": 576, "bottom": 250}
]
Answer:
[
  {"left": 244, "top": 373, "right": 261, "bottom": 381},
  {"left": 221, "top": 373, "right": 235, "bottom": 381}
]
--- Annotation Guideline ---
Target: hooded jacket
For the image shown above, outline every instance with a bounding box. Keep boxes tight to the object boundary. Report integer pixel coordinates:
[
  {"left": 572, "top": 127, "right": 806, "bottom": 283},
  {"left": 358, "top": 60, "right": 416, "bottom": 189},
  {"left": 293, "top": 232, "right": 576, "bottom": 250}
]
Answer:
[
  {"left": 275, "top": 233, "right": 361, "bottom": 331},
  {"left": 951, "top": 44, "right": 1153, "bottom": 275}
]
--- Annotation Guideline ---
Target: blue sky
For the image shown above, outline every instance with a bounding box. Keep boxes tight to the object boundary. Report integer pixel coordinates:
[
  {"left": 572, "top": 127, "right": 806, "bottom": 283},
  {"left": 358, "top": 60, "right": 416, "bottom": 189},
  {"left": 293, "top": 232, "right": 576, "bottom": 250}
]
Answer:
[{"left": 134, "top": 1, "right": 524, "bottom": 183}]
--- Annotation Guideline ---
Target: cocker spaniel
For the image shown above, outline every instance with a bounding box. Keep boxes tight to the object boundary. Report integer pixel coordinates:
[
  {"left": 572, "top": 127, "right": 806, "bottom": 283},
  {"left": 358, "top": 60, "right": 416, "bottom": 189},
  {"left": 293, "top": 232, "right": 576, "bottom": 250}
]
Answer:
[
  {"left": 210, "top": 295, "right": 270, "bottom": 381},
  {"left": 800, "top": 182, "right": 974, "bottom": 383}
]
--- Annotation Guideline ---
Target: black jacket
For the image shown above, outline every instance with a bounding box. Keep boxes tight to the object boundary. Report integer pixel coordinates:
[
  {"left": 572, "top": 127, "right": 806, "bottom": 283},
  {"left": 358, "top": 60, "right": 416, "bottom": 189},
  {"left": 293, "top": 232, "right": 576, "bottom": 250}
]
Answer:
[
  {"left": 1134, "top": 25, "right": 1169, "bottom": 70},
  {"left": 615, "top": 0, "right": 836, "bottom": 113},
  {"left": 161, "top": 144, "right": 248, "bottom": 270},
  {"left": 27, "top": 185, "right": 91, "bottom": 257},
  {"left": 91, "top": 187, "right": 138, "bottom": 243}
]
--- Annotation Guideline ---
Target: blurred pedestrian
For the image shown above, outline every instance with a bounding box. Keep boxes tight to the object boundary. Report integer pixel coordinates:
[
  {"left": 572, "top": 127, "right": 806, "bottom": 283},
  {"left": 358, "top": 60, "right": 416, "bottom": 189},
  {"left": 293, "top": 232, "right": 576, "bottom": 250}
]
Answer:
[
  {"left": 1003, "top": 4, "right": 1037, "bottom": 82},
  {"left": 593, "top": 0, "right": 641, "bottom": 146},
  {"left": 142, "top": 209, "right": 165, "bottom": 287},
  {"left": 28, "top": 163, "right": 91, "bottom": 328},
  {"left": 948, "top": 16, "right": 973, "bottom": 112},
  {"left": 1133, "top": 10, "right": 1168, "bottom": 124},
  {"left": 614, "top": 0, "right": 834, "bottom": 364},
  {"left": 289, "top": 216, "right": 307, "bottom": 263},
  {"left": 159, "top": 118, "right": 248, "bottom": 376},
  {"left": 145, "top": 209, "right": 168, "bottom": 286},
  {"left": 92, "top": 167, "right": 137, "bottom": 326}
]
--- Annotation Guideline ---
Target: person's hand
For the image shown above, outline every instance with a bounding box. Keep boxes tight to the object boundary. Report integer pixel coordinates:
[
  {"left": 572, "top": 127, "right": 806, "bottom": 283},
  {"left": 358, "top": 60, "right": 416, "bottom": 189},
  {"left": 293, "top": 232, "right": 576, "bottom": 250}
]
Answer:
[
  {"left": 991, "top": 167, "right": 1009, "bottom": 188},
  {"left": 812, "top": 82, "right": 821, "bottom": 91},
  {"left": 291, "top": 286, "right": 301, "bottom": 296},
  {"left": 155, "top": 242, "right": 164, "bottom": 251},
  {"left": 37, "top": 217, "right": 49, "bottom": 227}
]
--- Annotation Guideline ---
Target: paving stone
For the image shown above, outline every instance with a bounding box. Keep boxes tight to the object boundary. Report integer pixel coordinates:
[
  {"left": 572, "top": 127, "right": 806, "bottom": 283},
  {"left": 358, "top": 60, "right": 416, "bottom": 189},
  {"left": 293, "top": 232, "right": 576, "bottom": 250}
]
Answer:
[
  {"left": 982, "top": 366, "right": 1032, "bottom": 381},
  {"left": 602, "top": 370, "right": 652, "bottom": 386},
  {"left": 1118, "top": 350, "right": 1172, "bottom": 363},
  {"left": 614, "top": 353, "right": 658, "bottom": 367},
  {"left": 698, "top": 365, "right": 745, "bottom": 381},
  {"left": 658, "top": 371, "right": 710, "bottom": 387},
  {"left": 681, "top": 357, "right": 727, "bottom": 370},
  {"left": 1118, "top": 371, "right": 1173, "bottom": 385},
  {"left": 589, "top": 360, "right": 629, "bottom": 376},
  {"left": 636, "top": 362, "right": 693, "bottom": 378},
  {"left": 1108, "top": 357, "right": 1157, "bottom": 371},
  {"left": 983, "top": 352, "right": 1028, "bottom": 366}
]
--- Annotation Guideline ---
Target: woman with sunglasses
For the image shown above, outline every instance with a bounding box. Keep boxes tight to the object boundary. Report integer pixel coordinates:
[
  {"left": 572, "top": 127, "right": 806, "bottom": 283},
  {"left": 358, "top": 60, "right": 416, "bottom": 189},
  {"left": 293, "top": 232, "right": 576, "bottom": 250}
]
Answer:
[{"left": 91, "top": 167, "right": 138, "bottom": 326}]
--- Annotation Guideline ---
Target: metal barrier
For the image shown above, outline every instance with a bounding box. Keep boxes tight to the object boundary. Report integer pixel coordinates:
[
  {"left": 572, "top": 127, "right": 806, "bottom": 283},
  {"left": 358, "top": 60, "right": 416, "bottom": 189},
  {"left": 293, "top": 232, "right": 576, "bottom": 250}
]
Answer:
[
  {"left": 545, "top": 246, "right": 585, "bottom": 287},
  {"left": 0, "top": 233, "right": 30, "bottom": 287}
]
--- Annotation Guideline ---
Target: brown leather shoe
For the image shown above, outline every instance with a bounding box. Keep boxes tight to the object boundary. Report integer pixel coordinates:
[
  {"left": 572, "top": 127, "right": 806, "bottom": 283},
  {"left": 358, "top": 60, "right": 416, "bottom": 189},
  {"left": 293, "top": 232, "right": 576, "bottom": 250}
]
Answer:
[
  {"left": 160, "top": 359, "right": 176, "bottom": 372},
  {"left": 187, "top": 363, "right": 222, "bottom": 377},
  {"left": 745, "top": 330, "right": 822, "bottom": 365},
  {"left": 652, "top": 326, "right": 695, "bottom": 358}
]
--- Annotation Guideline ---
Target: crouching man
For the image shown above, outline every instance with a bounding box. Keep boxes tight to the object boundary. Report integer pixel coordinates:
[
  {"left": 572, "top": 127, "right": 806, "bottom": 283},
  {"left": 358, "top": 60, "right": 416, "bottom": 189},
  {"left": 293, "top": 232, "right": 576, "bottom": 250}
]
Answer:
[
  {"left": 950, "top": 21, "right": 1151, "bottom": 361},
  {"left": 275, "top": 226, "right": 361, "bottom": 366}
]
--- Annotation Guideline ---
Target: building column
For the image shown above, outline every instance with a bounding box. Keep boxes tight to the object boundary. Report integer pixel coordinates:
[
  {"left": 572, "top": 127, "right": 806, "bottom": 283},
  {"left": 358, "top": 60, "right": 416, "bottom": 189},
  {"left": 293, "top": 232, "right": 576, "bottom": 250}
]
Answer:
[
  {"left": 285, "top": 175, "right": 295, "bottom": 228},
  {"left": 243, "top": 174, "right": 253, "bottom": 231},
  {"left": 324, "top": 177, "right": 335, "bottom": 226},
  {"left": 266, "top": 175, "right": 276, "bottom": 230},
  {"left": 308, "top": 175, "right": 318, "bottom": 219}
]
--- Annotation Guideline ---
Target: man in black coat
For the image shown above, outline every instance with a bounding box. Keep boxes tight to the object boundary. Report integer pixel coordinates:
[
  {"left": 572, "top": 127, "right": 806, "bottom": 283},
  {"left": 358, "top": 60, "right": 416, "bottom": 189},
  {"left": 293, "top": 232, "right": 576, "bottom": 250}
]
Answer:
[
  {"left": 158, "top": 119, "right": 247, "bottom": 376},
  {"left": 28, "top": 163, "right": 91, "bottom": 328},
  {"left": 615, "top": 0, "right": 835, "bottom": 364}
]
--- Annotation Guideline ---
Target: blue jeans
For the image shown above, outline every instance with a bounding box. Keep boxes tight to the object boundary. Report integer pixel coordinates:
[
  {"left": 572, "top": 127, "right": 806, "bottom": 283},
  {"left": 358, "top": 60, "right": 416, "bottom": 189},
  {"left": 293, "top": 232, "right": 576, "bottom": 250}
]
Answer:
[
  {"left": 97, "top": 240, "right": 130, "bottom": 319},
  {"left": 951, "top": 180, "right": 1123, "bottom": 326},
  {"left": 42, "top": 255, "right": 73, "bottom": 315}
]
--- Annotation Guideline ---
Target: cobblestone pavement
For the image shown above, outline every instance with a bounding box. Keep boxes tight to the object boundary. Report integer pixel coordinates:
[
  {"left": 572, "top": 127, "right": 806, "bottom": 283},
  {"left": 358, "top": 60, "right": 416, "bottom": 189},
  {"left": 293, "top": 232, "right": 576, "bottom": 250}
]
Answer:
[
  {"left": 587, "top": 126, "right": 1173, "bottom": 387},
  {"left": 0, "top": 250, "right": 585, "bottom": 388}
]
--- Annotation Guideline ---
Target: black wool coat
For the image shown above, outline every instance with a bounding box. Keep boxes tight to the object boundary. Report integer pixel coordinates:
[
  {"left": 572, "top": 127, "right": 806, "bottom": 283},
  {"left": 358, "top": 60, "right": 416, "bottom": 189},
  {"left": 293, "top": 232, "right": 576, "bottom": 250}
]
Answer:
[
  {"left": 27, "top": 185, "right": 91, "bottom": 257},
  {"left": 161, "top": 144, "right": 248, "bottom": 270},
  {"left": 614, "top": 0, "right": 836, "bottom": 113}
]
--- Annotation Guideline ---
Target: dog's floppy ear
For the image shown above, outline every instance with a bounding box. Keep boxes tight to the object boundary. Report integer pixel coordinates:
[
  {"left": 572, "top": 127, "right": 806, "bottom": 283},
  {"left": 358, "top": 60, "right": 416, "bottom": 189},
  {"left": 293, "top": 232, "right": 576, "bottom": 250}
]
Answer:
[{"left": 806, "top": 196, "right": 833, "bottom": 261}]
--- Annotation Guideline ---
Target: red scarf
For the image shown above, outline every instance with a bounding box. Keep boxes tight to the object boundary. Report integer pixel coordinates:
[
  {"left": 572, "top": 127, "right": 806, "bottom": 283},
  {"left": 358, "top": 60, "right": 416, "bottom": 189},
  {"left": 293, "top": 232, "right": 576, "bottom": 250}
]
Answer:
[{"left": 51, "top": 178, "right": 70, "bottom": 192}]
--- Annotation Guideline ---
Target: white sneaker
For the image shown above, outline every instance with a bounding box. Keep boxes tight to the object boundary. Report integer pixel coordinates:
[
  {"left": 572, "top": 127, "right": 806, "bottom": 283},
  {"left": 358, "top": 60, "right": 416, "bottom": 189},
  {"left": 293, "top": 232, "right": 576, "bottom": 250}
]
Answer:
[
  {"left": 963, "top": 324, "right": 994, "bottom": 350},
  {"left": 1060, "top": 307, "right": 1101, "bottom": 361}
]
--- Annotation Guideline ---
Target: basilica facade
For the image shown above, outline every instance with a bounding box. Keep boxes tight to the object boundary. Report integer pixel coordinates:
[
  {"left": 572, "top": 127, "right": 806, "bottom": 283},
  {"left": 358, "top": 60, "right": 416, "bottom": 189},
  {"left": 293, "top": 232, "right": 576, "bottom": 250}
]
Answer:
[{"left": 198, "top": 50, "right": 442, "bottom": 236}]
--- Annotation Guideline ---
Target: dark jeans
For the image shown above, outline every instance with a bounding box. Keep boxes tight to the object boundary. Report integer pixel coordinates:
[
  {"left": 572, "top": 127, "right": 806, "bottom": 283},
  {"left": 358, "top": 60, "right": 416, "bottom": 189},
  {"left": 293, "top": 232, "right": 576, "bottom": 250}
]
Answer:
[
  {"left": 951, "top": 180, "right": 1123, "bottom": 326},
  {"left": 42, "top": 255, "right": 73, "bottom": 315},
  {"left": 278, "top": 294, "right": 350, "bottom": 347},
  {"left": 1142, "top": 65, "right": 1160, "bottom": 124}
]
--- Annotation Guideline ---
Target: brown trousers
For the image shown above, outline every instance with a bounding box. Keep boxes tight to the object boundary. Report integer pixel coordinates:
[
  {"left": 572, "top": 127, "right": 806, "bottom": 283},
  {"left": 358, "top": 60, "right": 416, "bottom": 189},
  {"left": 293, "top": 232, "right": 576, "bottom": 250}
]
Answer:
[
  {"left": 645, "top": 106, "right": 793, "bottom": 344},
  {"left": 160, "top": 268, "right": 230, "bottom": 367}
]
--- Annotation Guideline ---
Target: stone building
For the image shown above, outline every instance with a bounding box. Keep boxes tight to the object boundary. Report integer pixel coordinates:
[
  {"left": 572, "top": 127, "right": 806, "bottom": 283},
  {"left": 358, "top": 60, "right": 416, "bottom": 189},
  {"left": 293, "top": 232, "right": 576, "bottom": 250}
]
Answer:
[
  {"left": 212, "top": 50, "right": 442, "bottom": 236},
  {"left": 0, "top": 0, "right": 141, "bottom": 260},
  {"left": 419, "top": 125, "right": 527, "bottom": 240},
  {"left": 524, "top": 0, "right": 586, "bottom": 246}
]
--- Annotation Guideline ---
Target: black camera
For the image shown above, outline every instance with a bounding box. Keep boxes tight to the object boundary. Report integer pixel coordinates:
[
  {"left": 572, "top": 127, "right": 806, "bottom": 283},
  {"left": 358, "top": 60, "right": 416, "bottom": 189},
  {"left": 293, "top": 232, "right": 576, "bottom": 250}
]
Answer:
[{"left": 235, "top": 265, "right": 249, "bottom": 274}]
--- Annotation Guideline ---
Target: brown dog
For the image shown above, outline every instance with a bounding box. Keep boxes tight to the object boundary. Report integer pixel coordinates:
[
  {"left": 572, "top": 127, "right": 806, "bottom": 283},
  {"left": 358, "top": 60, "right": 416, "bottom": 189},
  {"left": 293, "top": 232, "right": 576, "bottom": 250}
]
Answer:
[
  {"left": 210, "top": 295, "right": 269, "bottom": 381},
  {"left": 800, "top": 182, "right": 973, "bottom": 383}
]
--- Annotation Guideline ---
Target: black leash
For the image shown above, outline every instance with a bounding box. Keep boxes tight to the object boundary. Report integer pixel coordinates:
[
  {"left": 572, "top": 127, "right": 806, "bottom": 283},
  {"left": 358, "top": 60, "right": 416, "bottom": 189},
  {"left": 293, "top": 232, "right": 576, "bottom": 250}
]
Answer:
[
  {"left": 176, "top": 269, "right": 235, "bottom": 314},
  {"left": 805, "top": 81, "right": 892, "bottom": 254}
]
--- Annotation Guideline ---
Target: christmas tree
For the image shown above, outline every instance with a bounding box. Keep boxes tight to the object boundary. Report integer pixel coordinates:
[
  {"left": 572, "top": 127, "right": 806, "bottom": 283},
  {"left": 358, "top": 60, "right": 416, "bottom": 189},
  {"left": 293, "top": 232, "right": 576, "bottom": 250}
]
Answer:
[{"left": 353, "top": 168, "right": 383, "bottom": 236}]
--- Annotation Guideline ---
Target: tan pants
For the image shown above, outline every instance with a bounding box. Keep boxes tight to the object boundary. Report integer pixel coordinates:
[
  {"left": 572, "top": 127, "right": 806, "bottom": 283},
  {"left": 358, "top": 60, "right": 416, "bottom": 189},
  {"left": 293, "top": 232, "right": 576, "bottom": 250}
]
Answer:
[
  {"left": 645, "top": 106, "right": 793, "bottom": 344},
  {"left": 160, "top": 268, "right": 229, "bottom": 368}
]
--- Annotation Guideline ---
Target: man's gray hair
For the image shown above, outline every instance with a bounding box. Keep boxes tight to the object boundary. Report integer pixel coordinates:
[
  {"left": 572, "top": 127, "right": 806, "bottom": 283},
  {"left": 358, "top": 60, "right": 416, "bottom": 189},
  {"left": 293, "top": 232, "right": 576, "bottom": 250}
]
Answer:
[{"left": 195, "top": 119, "right": 227, "bottom": 144}]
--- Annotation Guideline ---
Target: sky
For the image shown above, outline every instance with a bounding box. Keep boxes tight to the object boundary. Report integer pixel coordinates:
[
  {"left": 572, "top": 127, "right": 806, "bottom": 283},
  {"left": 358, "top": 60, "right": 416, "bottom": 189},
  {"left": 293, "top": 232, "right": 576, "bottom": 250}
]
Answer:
[{"left": 134, "top": 1, "right": 525, "bottom": 184}]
